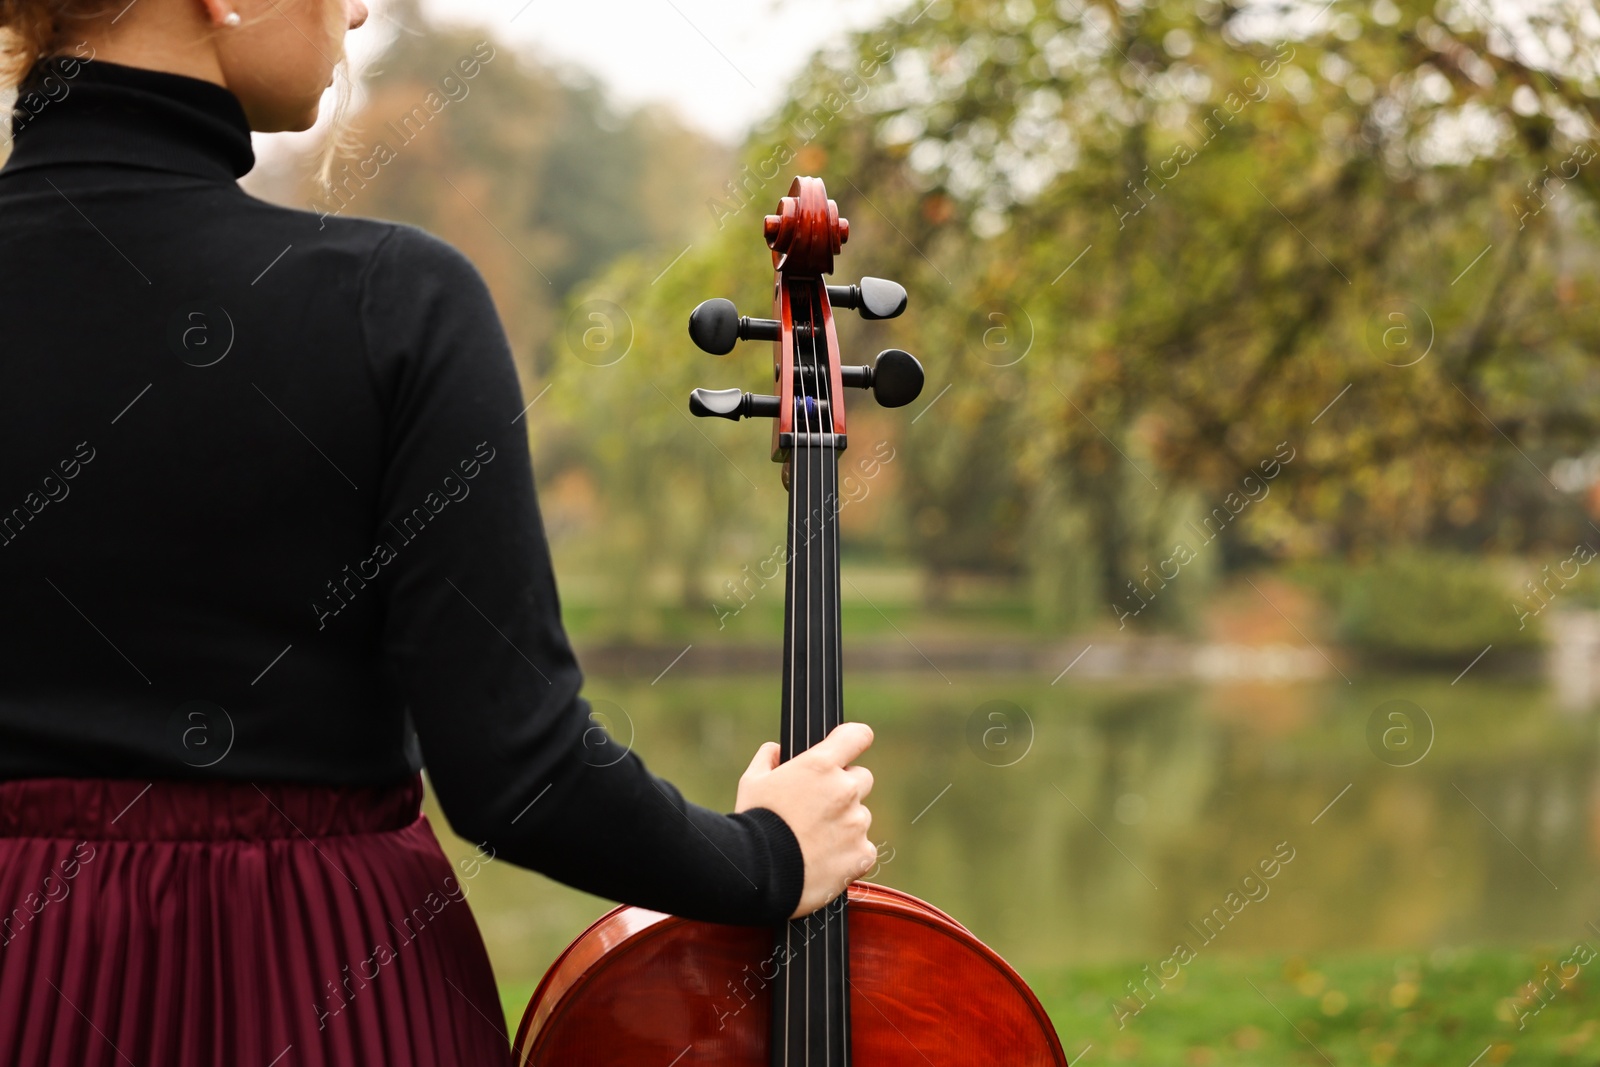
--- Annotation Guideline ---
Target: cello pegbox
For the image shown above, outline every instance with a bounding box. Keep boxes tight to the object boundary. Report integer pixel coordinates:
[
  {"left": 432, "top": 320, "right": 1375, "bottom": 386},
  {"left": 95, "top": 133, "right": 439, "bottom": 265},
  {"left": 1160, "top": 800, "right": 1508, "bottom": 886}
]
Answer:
[{"left": 764, "top": 176, "right": 848, "bottom": 276}]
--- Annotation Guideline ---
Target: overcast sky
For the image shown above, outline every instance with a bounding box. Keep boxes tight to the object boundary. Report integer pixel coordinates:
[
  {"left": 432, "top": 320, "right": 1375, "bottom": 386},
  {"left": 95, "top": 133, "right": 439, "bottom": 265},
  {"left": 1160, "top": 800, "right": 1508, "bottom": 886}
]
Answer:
[
  {"left": 447, "top": 0, "right": 910, "bottom": 137},
  {"left": 259, "top": 0, "right": 910, "bottom": 164}
]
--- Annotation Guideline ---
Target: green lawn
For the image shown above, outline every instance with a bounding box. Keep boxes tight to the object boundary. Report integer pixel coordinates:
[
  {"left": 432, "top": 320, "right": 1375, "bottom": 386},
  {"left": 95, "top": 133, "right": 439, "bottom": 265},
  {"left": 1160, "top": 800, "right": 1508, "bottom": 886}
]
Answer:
[
  {"left": 499, "top": 945, "right": 1597, "bottom": 1064},
  {"left": 555, "top": 560, "right": 1044, "bottom": 644}
]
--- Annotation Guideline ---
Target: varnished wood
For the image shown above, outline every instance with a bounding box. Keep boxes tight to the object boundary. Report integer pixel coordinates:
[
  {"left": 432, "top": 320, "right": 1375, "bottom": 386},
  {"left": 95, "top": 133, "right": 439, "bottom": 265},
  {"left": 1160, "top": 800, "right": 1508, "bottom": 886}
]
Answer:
[
  {"left": 513, "top": 884, "right": 1068, "bottom": 1066},
  {"left": 773, "top": 276, "right": 796, "bottom": 461}
]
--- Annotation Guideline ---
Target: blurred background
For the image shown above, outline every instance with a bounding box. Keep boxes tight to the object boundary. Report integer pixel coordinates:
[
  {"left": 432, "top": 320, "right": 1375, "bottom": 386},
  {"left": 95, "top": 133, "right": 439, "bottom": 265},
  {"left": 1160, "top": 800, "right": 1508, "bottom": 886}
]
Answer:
[{"left": 193, "top": 0, "right": 1600, "bottom": 1060}]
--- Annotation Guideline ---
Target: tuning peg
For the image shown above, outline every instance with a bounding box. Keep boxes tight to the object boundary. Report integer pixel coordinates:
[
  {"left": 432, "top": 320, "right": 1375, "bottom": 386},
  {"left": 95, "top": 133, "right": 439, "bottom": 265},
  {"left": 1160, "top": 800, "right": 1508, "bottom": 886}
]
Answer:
[
  {"left": 839, "top": 348, "right": 924, "bottom": 408},
  {"left": 826, "top": 277, "right": 907, "bottom": 321},
  {"left": 871, "top": 348, "right": 924, "bottom": 407},
  {"left": 689, "top": 388, "right": 782, "bottom": 421},
  {"left": 688, "top": 299, "right": 781, "bottom": 355}
]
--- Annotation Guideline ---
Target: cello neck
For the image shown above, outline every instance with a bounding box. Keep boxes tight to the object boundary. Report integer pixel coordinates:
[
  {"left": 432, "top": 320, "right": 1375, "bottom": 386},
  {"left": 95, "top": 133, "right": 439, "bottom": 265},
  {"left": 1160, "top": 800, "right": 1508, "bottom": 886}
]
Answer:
[
  {"left": 778, "top": 277, "right": 846, "bottom": 764},
  {"left": 678, "top": 175, "right": 921, "bottom": 1067},
  {"left": 772, "top": 277, "right": 852, "bottom": 1067}
]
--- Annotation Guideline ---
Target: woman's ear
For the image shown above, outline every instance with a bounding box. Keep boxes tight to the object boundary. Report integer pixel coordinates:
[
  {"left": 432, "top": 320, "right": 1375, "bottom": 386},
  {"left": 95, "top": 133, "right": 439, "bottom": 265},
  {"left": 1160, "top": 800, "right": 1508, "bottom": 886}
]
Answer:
[{"left": 195, "top": 0, "right": 241, "bottom": 30}]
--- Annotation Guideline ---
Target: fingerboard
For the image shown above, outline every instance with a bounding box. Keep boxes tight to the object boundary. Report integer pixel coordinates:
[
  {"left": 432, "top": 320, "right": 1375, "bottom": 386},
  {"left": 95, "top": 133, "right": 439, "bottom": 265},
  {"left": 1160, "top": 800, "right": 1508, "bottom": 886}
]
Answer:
[{"left": 770, "top": 281, "right": 850, "bottom": 1067}]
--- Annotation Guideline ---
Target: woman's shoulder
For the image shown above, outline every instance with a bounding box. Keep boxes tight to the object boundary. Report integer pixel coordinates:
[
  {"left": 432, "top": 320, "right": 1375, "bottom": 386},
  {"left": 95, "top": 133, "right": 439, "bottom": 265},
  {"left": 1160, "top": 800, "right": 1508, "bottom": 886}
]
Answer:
[{"left": 231, "top": 190, "right": 486, "bottom": 287}]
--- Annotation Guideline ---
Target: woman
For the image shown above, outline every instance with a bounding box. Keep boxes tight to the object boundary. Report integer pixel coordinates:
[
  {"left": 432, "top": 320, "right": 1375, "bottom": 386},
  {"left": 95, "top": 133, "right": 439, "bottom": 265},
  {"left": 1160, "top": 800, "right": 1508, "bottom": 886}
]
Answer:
[{"left": 0, "top": 1, "right": 878, "bottom": 1064}]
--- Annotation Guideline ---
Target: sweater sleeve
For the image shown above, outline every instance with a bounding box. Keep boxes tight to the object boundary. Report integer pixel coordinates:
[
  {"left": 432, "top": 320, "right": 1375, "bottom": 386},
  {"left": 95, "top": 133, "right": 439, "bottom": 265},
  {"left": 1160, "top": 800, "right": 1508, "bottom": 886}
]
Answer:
[{"left": 358, "top": 222, "right": 803, "bottom": 926}]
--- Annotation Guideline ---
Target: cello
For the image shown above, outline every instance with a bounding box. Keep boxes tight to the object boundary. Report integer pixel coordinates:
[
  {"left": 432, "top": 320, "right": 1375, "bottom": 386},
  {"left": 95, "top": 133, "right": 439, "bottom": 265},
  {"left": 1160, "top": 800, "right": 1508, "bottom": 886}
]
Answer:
[{"left": 513, "top": 176, "right": 1068, "bottom": 1066}]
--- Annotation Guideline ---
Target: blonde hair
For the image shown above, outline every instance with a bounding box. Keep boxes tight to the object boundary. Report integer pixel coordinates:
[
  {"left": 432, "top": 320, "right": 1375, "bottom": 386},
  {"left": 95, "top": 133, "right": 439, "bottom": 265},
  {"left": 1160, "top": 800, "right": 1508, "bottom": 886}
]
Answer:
[
  {"left": 0, "top": 0, "right": 361, "bottom": 187},
  {"left": 314, "top": 58, "right": 361, "bottom": 189},
  {"left": 0, "top": 0, "right": 65, "bottom": 88}
]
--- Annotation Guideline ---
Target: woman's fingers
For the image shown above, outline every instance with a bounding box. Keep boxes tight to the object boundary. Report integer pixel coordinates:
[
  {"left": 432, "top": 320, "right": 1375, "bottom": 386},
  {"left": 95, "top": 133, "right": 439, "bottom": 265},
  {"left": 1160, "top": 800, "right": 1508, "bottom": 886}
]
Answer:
[
  {"left": 844, "top": 763, "right": 874, "bottom": 801},
  {"left": 806, "top": 721, "right": 874, "bottom": 769},
  {"left": 732, "top": 723, "right": 880, "bottom": 919},
  {"left": 743, "top": 740, "right": 781, "bottom": 778}
]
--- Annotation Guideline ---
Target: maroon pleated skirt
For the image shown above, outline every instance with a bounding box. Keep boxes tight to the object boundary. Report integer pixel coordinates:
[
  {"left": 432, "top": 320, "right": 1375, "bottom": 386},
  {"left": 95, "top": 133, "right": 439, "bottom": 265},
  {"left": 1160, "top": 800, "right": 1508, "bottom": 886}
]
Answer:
[{"left": 0, "top": 775, "right": 512, "bottom": 1067}]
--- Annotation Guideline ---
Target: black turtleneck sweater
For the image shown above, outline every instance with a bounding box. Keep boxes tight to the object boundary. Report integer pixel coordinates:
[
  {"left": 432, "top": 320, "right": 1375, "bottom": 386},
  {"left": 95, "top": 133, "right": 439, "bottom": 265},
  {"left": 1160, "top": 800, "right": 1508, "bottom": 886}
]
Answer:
[{"left": 0, "top": 54, "right": 803, "bottom": 926}]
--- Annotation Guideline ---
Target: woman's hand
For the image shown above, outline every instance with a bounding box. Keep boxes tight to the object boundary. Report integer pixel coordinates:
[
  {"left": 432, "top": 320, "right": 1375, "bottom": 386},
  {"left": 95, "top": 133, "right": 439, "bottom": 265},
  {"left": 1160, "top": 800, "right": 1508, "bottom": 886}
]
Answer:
[{"left": 735, "top": 722, "right": 877, "bottom": 920}]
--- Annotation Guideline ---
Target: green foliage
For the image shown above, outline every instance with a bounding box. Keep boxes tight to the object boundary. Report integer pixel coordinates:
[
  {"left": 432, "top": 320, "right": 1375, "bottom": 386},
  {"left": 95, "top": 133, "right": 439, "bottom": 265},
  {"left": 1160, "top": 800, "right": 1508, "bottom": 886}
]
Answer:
[
  {"left": 1333, "top": 550, "right": 1541, "bottom": 658},
  {"left": 280, "top": 0, "right": 731, "bottom": 391},
  {"left": 287, "top": 0, "right": 1600, "bottom": 640},
  {"left": 1029, "top": 946, "right": 1598, "bottom": 1066},
  {"left": 546, "top": 243, "right": 792, "bottom": 637},
  {"left": 549, "top": 0, "right": 1600, "bottom": 636}
]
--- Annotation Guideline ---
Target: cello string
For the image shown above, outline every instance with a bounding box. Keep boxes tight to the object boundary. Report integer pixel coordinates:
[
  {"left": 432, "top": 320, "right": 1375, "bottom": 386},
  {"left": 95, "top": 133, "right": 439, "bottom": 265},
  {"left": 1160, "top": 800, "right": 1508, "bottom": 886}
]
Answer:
[
  {"left": 829, "top": 284, "right": 844, "bottom": 1061},
  {"left": 816, "top": 280, "right": 837, "bottom": 1062},
  {"left": 783, "top": 237, "right": 848, "bottom": 1064},
  {"left": 805, "top": 280, "right": 827, "bottom": 1063},
  {"left": 782, "top": 278, "right": 798, "bottom": 1067},
  {"left": 810, "top": 281, "right": 827, "bottom": 1061},
  {"left": 814, "top": 279, "right": 835, "bottom": 1061},
  {"left": 831, "top": 286, "right": 848, "bottom": 1061},
  {"left": 817, "top": 278, "right": 845, "bottom": 1062},
  {"left": 796, "top": 273, "right": 812, "bottom": 1062},
  {"left": 791, "top": 274, "right": 820, "bottom": 1064},
  {"left": 808, "top": 277, "right": 833, "bottom": 1061}
]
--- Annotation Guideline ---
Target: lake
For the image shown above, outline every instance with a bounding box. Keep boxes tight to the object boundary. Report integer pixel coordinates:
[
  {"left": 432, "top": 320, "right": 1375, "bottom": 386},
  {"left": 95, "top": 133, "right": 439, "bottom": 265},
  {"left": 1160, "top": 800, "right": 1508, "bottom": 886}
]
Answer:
[{"left": 424, "top": 672, "right": 1600, "bottom": 996}]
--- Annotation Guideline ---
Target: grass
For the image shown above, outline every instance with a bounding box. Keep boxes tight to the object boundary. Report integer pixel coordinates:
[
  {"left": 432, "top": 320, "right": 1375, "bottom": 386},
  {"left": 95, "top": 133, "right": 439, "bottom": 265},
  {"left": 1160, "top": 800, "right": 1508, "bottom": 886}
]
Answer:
[
  {"left": 555, "top": 561, "right": 1046, "bottom": 643},
  {"left": 497, "top": 944, "right": 1599, "bottom": 1064}
]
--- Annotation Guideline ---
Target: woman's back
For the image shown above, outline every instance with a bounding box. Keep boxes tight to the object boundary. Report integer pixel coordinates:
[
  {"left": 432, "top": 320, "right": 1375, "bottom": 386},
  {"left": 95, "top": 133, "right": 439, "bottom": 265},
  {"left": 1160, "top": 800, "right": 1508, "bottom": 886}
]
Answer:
[
  {"left": 0, "top": 23, "right": 876, "bottom": 1065},
  {"left": 1, "top": 56, "right": 434, "bottom": 783},
  {"left": 0, "top": 48, "right": 818, "bottom": 917}
]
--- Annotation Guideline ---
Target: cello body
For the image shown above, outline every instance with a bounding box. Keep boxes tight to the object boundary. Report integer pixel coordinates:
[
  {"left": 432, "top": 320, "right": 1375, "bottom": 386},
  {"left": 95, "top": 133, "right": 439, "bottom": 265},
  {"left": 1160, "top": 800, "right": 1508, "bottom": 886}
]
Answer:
[
  {"left": 518, "top": 177, "right": 1067, "bottom": 1066},
  {"left": 513, "top": 884, "right": 1066, "bottom": 1065}
]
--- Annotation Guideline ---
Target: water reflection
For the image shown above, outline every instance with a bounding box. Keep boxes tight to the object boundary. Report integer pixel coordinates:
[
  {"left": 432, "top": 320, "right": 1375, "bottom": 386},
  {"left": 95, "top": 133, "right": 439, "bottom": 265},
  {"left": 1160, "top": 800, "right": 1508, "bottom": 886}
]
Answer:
[{"left": 425, "top": 675, "right": 1600, "bottom": 988}]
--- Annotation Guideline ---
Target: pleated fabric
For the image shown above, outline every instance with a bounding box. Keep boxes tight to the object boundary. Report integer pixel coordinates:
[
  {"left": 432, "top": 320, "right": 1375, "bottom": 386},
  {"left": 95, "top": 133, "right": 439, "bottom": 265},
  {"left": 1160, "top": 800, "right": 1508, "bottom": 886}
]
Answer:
[{"left": 0, "top": 775, "right": 513, "bottom": 1067}]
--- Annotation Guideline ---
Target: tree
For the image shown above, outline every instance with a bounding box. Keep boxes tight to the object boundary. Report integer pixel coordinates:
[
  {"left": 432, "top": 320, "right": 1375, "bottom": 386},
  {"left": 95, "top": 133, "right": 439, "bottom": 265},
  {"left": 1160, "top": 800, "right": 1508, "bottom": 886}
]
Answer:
[
  {"left": 524, "top": 0, "right": 1600, "bottom": 634},
  {"left": 746, "top": 0, "right": 1600, "bottom": 625}
]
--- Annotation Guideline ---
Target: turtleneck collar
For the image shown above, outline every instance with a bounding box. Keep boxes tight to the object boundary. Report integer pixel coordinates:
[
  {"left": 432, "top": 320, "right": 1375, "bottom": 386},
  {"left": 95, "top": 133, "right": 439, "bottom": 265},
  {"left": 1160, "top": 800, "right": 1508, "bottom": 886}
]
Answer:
[{"left": 3, "top": 53, "right": 255, "bottom": 182}]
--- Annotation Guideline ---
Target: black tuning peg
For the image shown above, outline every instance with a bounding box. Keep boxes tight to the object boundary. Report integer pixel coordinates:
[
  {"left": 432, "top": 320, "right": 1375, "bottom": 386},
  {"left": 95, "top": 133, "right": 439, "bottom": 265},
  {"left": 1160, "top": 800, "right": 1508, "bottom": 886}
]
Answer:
[
  {"left": 688, "top": 299, "right": 781, "bottom": 355},
  {"left": 839, "top": 348, "right": 924, "bottom": 408},
  {"left": 826, "top": 277, "right": 907, "bottom": 321},
  {"left": 689, "top": 388, "right": 782, "bottom": 421}
]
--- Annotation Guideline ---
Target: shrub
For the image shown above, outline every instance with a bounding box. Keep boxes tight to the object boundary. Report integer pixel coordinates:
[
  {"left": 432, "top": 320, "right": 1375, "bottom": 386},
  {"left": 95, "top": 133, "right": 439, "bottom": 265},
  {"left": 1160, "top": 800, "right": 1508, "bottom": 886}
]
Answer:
[{"left": 1335, "top": 551, "right": 1542, "bottom": 661}]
